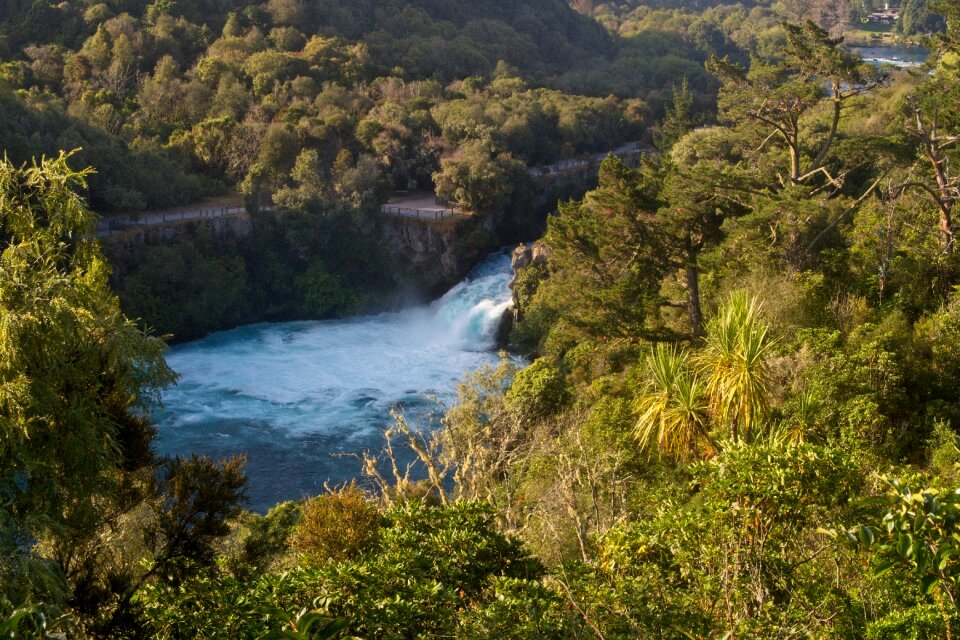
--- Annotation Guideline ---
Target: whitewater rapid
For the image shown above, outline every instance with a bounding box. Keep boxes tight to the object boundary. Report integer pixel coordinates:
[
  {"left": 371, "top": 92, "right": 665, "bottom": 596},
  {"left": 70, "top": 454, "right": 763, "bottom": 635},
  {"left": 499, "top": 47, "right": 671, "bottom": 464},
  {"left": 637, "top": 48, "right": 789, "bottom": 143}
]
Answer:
[
  {"left": 851, "top": 45, "right": 929, "bottom": 68},
  {"left": 154, "top": 251, "right": 515, "bottom": 510}
]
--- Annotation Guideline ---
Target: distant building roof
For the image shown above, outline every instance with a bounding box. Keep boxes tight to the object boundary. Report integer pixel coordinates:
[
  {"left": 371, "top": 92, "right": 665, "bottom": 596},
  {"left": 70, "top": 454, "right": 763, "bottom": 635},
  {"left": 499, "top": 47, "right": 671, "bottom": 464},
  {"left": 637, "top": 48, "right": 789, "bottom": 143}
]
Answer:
[{"left": 868, "top": 6, "right": 899, "bottom": 22}]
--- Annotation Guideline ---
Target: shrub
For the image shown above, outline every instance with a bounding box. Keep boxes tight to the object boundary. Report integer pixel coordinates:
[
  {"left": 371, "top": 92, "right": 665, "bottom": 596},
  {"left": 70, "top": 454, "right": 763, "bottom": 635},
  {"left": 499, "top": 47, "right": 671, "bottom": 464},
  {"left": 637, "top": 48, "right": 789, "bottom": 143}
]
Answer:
[
  {"left": 291, "top": 484, "right": 382, "bottom": 564},
  {"left": 505, "top": 357, "right": 570, "bottom": 421}
]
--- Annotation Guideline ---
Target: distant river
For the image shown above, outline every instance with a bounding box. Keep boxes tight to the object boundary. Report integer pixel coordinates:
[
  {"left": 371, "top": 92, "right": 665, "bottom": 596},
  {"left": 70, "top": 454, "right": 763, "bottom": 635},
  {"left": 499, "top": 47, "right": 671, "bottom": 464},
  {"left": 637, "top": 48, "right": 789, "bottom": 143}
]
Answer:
[
  {"left": 850, "top": 44, "right": 930, "bottom": 68},
  {"left": 153, "top": 251, "right": 515, "bottom": 511}
]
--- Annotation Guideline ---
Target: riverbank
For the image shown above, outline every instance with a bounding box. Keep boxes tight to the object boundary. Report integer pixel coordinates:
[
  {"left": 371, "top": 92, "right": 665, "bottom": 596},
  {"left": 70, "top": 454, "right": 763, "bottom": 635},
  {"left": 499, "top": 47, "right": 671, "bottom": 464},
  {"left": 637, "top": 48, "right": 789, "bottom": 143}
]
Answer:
[{"left": 843, "top": 22, "right": 928, "bottom": 47}]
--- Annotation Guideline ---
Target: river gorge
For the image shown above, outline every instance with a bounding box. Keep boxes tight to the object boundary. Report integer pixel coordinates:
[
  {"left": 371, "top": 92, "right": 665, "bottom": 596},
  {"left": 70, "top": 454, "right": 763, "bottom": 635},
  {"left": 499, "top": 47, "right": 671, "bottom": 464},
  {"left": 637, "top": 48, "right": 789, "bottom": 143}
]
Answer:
[{"left": 153, "top": 250, "right": 516, "bottom": 511}]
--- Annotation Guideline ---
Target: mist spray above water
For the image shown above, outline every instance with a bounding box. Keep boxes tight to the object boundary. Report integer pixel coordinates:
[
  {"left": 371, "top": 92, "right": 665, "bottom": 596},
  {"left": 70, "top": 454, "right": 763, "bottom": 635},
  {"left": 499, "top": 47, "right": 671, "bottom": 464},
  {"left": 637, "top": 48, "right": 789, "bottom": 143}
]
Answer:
[{"left": 153, "top": 250, "right": 515, "bottom": 510}]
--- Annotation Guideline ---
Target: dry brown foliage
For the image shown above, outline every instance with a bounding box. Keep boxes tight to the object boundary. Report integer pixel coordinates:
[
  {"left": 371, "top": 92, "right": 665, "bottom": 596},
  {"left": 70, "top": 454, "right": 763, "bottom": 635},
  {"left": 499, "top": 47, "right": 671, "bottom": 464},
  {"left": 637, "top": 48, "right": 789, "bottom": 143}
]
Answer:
[{"left": 291, "top": 484, "right": 381, "bottom": 564}]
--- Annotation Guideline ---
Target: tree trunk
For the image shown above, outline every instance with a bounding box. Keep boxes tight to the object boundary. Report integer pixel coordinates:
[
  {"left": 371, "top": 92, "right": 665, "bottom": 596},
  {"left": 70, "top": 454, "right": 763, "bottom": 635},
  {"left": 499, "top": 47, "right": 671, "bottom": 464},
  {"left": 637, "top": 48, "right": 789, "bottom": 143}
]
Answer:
[
  {"left": 939, "top": 206, "right": 954, "bottom": 252},
  {"left": 686, "top": 262, "right": 704, "bottom": 339},
  {"left": 809, "top": 90, "right": 842, "bottom": 175},
  {"left": 922, "top": 140, "right": 955, "bottom": 250},
  {"left": 915, "top": 107, "right": 956, "bottom": 252},
  {"left": 789, "top": 124, "right": 801, "bottom": 182}
]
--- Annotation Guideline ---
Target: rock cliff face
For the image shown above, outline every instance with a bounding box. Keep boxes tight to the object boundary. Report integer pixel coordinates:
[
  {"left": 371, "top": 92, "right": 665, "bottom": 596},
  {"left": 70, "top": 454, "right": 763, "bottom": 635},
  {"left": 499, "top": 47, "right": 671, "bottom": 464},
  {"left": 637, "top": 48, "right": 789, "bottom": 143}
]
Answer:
[
  {"left": 497, "top": 241, "right": 551, "bottom": 346},
  {"left": 378, "top": 170, "right": 578, "bottom": 297},
  {"left": 509, "top": 242, "right": 550, "bottom": 273},
  {"left": 378, "top": 214, "right": 499, "bottom": 297},
  {"left": 376, "top": 181, "right": 561, "bottom": 302},
  {"left": 100, "top": 216, "right": 251, "bottom": 280}
]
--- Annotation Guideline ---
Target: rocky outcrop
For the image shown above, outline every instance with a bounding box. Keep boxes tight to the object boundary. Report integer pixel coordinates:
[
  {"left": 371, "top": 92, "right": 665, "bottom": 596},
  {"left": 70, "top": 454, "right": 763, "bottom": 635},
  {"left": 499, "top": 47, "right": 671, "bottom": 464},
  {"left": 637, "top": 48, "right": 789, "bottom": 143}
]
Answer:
[
  {"left": 510, "top": 242, "right": 550, "bottom": 272},
  {"left": 378, "top": 214, "right": 499, "bottom": 297},
  {"left": 376, "top": 158, "right": 596, "bottom": 301},
  {"left": 501, "top": 241, "right": 551, "bottom": 346}
]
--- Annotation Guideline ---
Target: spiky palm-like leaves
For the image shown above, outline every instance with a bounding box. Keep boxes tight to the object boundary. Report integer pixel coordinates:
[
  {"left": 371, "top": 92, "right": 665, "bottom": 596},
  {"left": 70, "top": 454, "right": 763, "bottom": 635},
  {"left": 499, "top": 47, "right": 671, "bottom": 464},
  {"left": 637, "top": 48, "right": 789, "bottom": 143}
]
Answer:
[
  {"left": 698, "top": 291, "right": 772, "bottom": 442},
  {"left": 634, "top": 292, "right": 773, "bottom": 459},
  {"left": 634, "top": 343, "right": 712, "bottom": 459}
]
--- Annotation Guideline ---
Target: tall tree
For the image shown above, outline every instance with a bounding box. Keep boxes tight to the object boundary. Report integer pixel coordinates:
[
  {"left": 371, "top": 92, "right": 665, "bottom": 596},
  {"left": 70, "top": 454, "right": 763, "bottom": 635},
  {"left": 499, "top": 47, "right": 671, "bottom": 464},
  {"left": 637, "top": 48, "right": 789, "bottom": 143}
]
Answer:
[
  {"left": 0, "top": 152, "right": 173, "bottom": 603},
  {"left": 708, "top": 21, "right": 884, "bottom": 188},
  {"left": 895, "top": 0, "right": 960, "bottom": 251},
  {"left": 657, "top": 162, "right": 737, "bottom": 337},
  {"left": 898, "top": 77, "right": 960, "bottom": 251},
  {"left": 656, "top": 77, "right": 696, "bottom": 153},
  {"left": 528, "top": 156, "right": 671, "bottom": 352}
]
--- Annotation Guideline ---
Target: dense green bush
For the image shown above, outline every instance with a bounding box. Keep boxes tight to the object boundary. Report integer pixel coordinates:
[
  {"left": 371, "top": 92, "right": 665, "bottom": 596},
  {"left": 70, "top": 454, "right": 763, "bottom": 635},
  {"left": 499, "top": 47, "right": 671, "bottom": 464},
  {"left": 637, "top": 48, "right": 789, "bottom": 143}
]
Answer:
[
  {"left": 138, "top": 501, "right": 544, "bottom": 638},
  {"left": 291, "top": 485, "right": 382, "bottom": 565}
]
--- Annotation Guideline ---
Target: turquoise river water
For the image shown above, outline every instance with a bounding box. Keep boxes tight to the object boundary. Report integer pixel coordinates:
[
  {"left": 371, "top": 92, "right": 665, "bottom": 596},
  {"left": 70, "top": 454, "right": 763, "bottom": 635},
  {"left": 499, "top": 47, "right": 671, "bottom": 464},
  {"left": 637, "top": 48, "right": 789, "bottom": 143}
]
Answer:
[
  {"left": 154, "top": 251, "right": 514, "bottom": 511},
  {"left": 850, "top": 44, "right": 930, "bottom": 68}
]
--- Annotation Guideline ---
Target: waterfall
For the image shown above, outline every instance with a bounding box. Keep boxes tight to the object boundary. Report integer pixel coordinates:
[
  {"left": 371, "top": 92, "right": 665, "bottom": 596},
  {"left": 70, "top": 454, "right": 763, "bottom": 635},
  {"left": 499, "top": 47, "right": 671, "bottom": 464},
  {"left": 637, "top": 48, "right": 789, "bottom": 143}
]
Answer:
[
  {"left": 153, "top": 250, "right": 516, "bottom": 510},
  {"left": 431, "top": 251, "right": 513, "bottom": 347}
]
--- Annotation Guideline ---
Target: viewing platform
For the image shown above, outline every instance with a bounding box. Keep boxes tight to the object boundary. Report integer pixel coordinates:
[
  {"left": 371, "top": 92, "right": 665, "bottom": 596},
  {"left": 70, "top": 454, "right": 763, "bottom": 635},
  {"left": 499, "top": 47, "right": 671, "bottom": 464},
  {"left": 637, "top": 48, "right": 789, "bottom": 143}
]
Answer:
[{"left": 380, "top": 192, "right": 461, "bottom": 220}]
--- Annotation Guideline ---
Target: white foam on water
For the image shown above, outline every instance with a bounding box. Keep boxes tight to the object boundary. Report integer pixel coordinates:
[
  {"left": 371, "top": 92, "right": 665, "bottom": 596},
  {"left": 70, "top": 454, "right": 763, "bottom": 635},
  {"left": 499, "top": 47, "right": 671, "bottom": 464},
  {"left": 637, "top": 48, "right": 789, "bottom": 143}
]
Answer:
[
  {"left": 153, "top": 250, "right": 516, "bottom": 509},
  {"left": 851, "top": 45, "right": 930, "bottom": 69}
]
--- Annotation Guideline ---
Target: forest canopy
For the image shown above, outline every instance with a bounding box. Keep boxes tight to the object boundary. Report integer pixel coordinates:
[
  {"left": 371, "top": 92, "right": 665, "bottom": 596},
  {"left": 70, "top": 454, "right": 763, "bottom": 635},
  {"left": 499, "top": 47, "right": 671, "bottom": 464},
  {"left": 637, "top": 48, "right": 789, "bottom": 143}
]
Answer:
[{"left": 0, "top": 0, "right": 705, "bottom": 212}]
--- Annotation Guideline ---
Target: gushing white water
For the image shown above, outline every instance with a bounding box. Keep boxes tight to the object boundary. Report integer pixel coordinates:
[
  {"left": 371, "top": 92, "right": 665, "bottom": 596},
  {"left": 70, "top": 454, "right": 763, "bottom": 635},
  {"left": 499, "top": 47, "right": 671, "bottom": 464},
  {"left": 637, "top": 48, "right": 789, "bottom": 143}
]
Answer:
[
  {"left": 851, "top": 45, "right": 929, "bottom": 68},
  {"left": 154, "top": 251, "right": 515, "bottom": 510}
]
